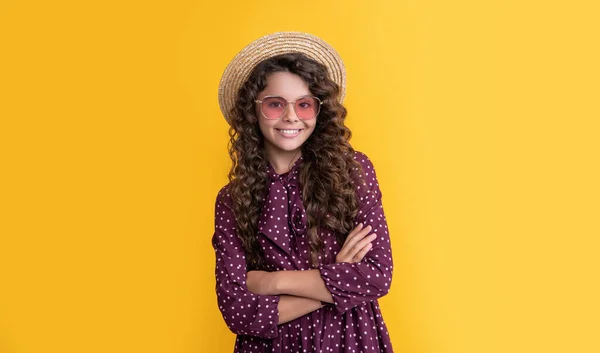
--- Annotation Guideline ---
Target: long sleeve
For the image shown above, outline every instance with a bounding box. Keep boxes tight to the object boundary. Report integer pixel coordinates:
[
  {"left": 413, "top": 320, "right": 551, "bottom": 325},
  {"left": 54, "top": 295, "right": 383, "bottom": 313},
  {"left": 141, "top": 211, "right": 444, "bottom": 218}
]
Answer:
[
  {"left": 318, "top": 151, "right": 394, "bottom": 314},
  {"left": 211, "top": 186, "right": 281, "bottom": 339}
]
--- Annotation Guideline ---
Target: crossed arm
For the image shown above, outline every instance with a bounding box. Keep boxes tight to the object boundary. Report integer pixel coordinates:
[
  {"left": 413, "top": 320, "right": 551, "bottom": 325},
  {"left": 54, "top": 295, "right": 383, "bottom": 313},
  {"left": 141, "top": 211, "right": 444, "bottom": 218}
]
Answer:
[{"left": 246, "top": 223, "right": 377, "bottom": 324}]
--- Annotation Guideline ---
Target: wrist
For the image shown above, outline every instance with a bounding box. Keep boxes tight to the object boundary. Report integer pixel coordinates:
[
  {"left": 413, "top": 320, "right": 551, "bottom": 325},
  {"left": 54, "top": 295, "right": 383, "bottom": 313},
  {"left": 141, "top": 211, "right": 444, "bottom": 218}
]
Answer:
[{"left": 271, "top": 271, "right": 284, "bottom": 294}]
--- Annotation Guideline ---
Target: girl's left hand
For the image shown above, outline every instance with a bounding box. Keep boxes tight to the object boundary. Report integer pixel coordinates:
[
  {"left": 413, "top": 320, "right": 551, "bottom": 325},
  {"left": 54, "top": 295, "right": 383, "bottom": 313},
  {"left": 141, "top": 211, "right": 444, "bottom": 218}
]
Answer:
[{"left": 246, "top": 270, "right": 277, "bottom": 295}]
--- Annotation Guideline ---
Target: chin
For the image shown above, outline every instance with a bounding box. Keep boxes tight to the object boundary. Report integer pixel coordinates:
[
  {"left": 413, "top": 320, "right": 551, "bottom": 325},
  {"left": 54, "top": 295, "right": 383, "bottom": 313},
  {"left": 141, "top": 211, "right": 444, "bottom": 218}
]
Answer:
[{"left": 273, "top": 142, "right": 304, "bottom": 152}]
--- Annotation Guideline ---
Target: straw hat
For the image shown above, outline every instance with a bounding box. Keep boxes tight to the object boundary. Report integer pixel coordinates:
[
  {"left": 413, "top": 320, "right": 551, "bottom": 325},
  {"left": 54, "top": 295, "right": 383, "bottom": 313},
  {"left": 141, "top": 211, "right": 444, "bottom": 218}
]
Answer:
[{"left": 218, "top": 31, "right": 347, "bottom": 125}]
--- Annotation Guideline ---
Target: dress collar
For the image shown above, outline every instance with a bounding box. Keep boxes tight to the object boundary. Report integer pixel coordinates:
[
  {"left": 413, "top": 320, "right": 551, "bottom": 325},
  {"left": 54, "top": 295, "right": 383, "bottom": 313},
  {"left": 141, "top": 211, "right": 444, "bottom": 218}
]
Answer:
[{"left": 259, "top": 154, "right": 307, "bottom": 259}]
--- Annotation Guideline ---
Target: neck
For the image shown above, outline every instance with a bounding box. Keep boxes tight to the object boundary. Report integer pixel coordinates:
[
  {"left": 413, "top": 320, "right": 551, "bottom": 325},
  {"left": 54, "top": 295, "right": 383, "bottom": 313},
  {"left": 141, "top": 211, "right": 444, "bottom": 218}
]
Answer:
[{"left": 264, "top": 144, "right": 302, "bottom": 175}]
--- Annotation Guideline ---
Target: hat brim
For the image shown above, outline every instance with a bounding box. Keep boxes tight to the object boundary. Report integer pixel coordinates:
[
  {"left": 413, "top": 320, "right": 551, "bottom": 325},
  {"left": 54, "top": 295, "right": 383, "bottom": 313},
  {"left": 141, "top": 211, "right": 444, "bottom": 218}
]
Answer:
[{"left": 218, "top": 32, "right": 346, "bottom": 125}]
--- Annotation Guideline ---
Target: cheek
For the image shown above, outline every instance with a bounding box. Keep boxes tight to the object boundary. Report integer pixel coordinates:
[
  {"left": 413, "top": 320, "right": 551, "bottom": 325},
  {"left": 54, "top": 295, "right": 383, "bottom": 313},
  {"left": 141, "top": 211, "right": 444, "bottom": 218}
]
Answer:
[
  {"left": 305, "top": 121, "right": 317, "bottom": 133},
  {"left": 257, "top": 118, "right": 275, "bottom": 135},
  {"left": 257, "top": 121, "right": 267, "bottom": 136}
]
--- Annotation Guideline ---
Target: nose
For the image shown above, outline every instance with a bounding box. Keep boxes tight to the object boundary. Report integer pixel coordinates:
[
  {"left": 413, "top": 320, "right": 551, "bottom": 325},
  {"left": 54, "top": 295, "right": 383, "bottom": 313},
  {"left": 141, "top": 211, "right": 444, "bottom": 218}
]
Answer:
[{"left": 282, "top": 102, "right": 299, "bottom": 122}]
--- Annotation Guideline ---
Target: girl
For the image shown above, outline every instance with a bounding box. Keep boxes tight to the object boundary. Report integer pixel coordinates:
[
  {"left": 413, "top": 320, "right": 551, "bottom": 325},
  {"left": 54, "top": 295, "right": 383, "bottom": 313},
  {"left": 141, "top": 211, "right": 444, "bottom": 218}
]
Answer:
[{"left": 212, "top": 32, "right": 394, "bottom": 353}]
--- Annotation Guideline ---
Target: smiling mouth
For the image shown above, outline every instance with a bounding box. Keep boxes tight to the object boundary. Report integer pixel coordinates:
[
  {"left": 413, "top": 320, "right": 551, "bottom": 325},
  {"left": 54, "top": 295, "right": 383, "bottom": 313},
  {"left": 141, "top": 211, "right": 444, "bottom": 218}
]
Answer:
[{"left": 276, "top": 129, "right": 303, "bottom": 136}]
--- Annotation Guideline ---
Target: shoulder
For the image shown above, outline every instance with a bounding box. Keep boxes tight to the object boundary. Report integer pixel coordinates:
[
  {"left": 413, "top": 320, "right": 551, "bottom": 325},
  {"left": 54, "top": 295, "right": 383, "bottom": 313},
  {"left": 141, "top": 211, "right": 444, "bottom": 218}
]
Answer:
[
  {"left": 349, "top": 150, "right": 381, "bottom": 200},
  {"left": 352, "top": 150, "right": 375, "bottom": 171},
  {"left": 215, "top": 182, "right": 234, "bottom": 211},
  {"left": 351, "top": 150, "right": 378, "bottom": 182}
]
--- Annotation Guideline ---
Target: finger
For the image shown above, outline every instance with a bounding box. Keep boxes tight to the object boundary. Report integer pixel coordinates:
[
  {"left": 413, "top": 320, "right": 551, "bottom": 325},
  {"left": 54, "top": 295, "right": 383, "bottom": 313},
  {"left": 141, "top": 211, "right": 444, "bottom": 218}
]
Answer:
[
  {"left": 337, "top": 223, "right": 364, "bottom": 259},
  {"left": 340, "top": 227, "right": 371, "bottom": 261},
  {"left": 342, "top": 225, "right": 373, "bottom": 251},
  {"left": 345, "top": 223, "right": 364, "bottom": 242},
  {"left": 348, "top": 233, "right": 376, "bottom": 258},
  {"left": 353, "top": 242, "right": 373, "bottom": 262}
]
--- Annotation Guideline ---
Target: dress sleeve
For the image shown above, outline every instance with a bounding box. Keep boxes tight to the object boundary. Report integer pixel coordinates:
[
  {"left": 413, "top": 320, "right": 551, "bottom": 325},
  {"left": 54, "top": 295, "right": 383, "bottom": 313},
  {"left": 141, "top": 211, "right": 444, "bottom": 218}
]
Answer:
[
  {"left": 317, "top": 152, "right": 394, "bottom": 314},
  {"left": 211, "top": 186, "right": 281, "bottom": 339}
]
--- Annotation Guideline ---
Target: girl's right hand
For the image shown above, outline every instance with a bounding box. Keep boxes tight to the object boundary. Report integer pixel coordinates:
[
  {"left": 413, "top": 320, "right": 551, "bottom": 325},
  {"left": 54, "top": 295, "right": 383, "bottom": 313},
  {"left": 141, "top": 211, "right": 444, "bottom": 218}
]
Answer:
[{"left": 335, "top": 223, "right": 377, "bottom": 264}]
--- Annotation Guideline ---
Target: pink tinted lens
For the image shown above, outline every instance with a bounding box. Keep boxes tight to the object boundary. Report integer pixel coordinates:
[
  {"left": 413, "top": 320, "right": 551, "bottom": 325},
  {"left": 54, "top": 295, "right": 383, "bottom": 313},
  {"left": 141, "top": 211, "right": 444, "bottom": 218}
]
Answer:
[
  {"left": 294, "top": 97, "right": 319, "bottom": 119},
  {"left": 261, "top": 96, "right": 287, "bottom": 119}
]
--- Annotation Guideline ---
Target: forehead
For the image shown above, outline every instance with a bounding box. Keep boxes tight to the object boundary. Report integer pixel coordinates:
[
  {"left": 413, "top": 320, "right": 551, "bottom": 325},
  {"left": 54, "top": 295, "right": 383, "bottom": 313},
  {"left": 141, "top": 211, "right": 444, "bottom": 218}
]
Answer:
[{"left": 260, "top": 71, "right": 311, "bottom": 99}]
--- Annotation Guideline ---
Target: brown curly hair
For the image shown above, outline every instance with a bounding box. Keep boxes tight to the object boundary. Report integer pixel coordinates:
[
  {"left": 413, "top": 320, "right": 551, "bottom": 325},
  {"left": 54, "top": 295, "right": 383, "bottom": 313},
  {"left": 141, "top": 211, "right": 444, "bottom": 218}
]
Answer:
[{"left": 226, "top": 53, "right": 366, "bottom": 270}]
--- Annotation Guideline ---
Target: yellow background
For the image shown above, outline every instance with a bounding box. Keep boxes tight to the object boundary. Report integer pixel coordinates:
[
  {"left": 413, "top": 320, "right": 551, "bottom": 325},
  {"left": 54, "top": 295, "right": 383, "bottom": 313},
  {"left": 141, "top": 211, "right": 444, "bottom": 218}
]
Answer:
[{"left": 1, "top": 0, "right": 599, "bottom": 352}]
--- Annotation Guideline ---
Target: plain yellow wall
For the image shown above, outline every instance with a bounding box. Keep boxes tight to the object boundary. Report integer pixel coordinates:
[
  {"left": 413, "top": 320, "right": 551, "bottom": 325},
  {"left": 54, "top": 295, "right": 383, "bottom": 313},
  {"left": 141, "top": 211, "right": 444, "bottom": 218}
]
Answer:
[{"left": 1, "top": 0, "right": 599, "bottom": 352}]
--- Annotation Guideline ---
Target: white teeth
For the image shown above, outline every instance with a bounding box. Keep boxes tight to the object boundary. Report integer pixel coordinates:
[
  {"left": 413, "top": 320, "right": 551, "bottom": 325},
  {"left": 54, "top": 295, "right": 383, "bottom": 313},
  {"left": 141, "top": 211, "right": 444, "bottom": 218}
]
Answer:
[{"left": 279, "top": 129, "right": 300, "bottom": 135}]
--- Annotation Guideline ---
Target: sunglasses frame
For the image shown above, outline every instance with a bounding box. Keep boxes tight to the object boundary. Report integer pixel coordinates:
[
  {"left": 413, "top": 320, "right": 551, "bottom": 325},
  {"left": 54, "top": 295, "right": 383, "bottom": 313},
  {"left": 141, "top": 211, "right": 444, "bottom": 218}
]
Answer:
[{"left": 254, "top": 95, "right": 323, "bottom": 120}]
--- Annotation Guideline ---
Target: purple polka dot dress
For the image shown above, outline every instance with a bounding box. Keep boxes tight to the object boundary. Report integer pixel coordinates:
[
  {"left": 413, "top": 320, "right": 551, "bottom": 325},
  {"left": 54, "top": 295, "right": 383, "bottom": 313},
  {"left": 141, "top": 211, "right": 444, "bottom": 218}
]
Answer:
[{"left": 212, "top": 151, "right": 394, "bottom": 352}]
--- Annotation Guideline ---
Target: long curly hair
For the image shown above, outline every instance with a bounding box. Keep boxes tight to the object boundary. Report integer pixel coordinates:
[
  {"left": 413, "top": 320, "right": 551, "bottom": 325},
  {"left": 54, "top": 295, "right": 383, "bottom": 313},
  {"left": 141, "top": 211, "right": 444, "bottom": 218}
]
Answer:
[{"left": 226, "top": 52, "right": 365, "bottom": 270}]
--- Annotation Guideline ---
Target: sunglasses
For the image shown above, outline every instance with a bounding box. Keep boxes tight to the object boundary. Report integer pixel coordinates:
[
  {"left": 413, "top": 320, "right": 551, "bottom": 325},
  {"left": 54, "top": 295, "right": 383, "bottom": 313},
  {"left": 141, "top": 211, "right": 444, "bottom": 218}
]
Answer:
[{"left": 254, "top": 95, "right": 323, "bottom": 120}]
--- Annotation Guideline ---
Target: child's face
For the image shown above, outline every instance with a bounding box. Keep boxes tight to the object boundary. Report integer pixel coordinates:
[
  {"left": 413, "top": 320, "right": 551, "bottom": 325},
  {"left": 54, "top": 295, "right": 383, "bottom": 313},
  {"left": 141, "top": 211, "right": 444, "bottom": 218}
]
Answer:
[{"left": 255, "top": 71, "right": 317, "bottom": 157}]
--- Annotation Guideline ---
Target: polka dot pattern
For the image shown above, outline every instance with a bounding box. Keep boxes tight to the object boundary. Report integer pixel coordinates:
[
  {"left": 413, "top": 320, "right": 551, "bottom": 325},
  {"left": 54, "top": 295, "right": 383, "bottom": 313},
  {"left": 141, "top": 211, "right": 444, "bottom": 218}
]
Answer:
[
  {"left": 318, "top": 153, "right": 394, "bottom": 316},
  {"left": 211, "top": 151, "right": 394, "bottom": 352}
]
